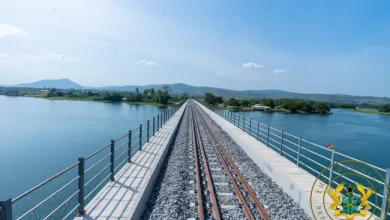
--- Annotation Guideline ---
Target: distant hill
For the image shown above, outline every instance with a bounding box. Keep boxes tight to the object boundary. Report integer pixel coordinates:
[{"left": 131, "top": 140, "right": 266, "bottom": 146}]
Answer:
[
  {"left": 7, "top": 79, "right": 390, "bottom": 105},
  {"left": 14, "top": 78, "right": 83, "bottom": 89}
]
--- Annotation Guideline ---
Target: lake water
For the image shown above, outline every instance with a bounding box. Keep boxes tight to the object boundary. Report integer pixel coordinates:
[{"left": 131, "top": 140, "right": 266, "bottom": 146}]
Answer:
[
  {"left": 234, "top": 109, "right": 390, "bottom": 170},
  {"left": 0, "top": 95, "right": 166, "bottom": 203},
  {"left": 1, "top": 96, "right": 390, "bottom": 218}
]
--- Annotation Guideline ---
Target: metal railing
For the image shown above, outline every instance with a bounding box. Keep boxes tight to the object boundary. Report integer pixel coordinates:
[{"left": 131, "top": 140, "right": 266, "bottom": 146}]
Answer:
[
  {"left": 0, "top": 100, "right": 186, "bottom": 220},
  {"left": 202, "top": 102, "right": 390, "bottom": 219}
]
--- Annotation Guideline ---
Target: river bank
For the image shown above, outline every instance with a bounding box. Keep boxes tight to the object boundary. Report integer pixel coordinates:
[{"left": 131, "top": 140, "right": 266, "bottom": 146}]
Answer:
[
  {"left": 40, "top": 96, "right": 169, "bottom": 106},
  {"left": 344, "top": 108, "right": 390, "bottom": 115}
]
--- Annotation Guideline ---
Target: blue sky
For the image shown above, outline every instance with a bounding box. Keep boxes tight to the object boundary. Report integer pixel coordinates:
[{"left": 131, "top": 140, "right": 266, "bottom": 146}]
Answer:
[{"left": 0, "top": 0, "right": 389, "bottom": 96}]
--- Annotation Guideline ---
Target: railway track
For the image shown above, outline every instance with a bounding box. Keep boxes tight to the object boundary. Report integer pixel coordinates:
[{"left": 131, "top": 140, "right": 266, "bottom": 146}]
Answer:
[{"left": 189, "top": 101, "right": 270, "bottom": 220}]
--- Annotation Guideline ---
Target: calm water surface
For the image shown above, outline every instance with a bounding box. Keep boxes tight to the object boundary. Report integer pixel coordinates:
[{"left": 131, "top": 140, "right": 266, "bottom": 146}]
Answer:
[
  {"left": 0, "top": 95, "right": 166, "bottom": 201},
  {"left": 235, "top": 109, "right": 390, "bottom": 169}
]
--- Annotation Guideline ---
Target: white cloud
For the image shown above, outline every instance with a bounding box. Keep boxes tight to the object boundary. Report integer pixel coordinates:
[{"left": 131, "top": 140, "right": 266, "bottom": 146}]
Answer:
[
  {"left": 273, "top": 69, "right": 291, "bottom": 74},
  {"left": 242, "top": 62, "right": 263, "bottom": 69},
  {"left": 0, "top": 24, "right": 27, "bottom": 38},
  {"left": 25, "top": 53, "right": 68, "bottom": 61},
  {"left": 0, "top": 53, "right": 10, "bottom": 63},
  {"left": 135, "top": 59, "right": 158, "bottom": 66}
]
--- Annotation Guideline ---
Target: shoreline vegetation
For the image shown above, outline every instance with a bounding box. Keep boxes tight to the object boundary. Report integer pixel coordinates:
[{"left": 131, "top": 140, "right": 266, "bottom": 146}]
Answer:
[
  {"left": 204, "top": 93, "right": 332, "bottom": 115},
  {"left": 345, "top": 108, "right": 390, "bottom": 115},
  {"left": 203, "top": 93, "right": 390, "bottom": 116},
  {"left": 0, "top": 86, "right": 188, "bottom": 107}
]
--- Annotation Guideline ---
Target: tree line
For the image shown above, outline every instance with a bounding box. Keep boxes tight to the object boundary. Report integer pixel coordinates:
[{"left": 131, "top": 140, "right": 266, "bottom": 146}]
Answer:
[
  {"left": 44, "top": 85, "right": 189, "bottom": 104},
  {"left": 0, "top": 86, "right": 189, "bottom": 105},
  {"left": 204, "top": 93, "right": 331, "bottom": 114}
]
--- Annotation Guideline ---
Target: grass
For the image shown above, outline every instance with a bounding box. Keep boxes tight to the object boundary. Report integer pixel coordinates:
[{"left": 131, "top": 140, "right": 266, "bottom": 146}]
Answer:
[{"left": 345, "top": 108, "right": 390, "bottom": 115}]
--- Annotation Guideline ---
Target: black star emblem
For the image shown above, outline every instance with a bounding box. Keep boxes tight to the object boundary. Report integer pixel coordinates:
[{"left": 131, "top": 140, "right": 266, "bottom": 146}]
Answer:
[{"left": 347, "top": 185, "right": 354, "bottom": 194}]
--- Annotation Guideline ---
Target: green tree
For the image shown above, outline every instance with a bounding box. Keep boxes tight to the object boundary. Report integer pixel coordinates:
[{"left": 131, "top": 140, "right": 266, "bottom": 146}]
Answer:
[
  {"left": 204, "top": 93, "right": 217, "bottom": 105},
  {"left": 227, "top": 98, "right": 240, "bottom": 106},
  {"left": 379, "top": 104, "right": 390, "bottom": 112},
  {"left": 181, "top": 92, "right": 190, "bottom": 100}
]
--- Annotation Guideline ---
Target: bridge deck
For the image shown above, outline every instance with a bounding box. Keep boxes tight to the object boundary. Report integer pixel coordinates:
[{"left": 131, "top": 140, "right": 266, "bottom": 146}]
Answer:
[{"left": 75, "top": 102, "right": 187, "bottom": 220}]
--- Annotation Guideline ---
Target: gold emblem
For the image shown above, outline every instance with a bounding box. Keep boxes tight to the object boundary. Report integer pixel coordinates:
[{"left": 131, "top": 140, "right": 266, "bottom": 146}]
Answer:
[{"left": 327, "top": 182, "right": 373, "bottom": 220}]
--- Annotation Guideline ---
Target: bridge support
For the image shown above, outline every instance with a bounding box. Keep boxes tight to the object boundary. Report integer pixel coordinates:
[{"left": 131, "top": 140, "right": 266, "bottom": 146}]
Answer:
[{"left": 0, "top": 199, "right": 12, "bottom": 220}]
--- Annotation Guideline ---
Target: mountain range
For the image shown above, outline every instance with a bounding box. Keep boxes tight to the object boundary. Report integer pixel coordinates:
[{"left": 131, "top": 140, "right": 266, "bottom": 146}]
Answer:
[{"left": 4, "top": 78, "right": 390, "bottom": 105}]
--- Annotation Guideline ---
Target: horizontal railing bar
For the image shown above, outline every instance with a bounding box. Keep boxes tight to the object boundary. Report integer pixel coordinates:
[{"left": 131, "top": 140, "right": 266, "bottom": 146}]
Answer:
[
  {"left": 300, "top": 161, "right": 324, "bottom": 176},
  {"left": 336, "top": 163, "right": 384, "bottom": 185},
  {"left": 85, "top": 173, "right": 111, "bottom": 200},
  {"left": 114, "top": 141, "right": 129, "bottom": 153},
  {"left": 13, "top": 162, "right": 79, "bottom": 203},
  {"left": 258, "top": 127, "right": 267, "bottom": 133},
  {"left": 269, "top": 131, "right": 280, "bottom": 138},
  {"left": 258, "top": 136, "right": 266, "bottom": 143},
  {"left": 114, "top": 149, "right": 128, "bottom": 162},
  {"left": 42, "top": 190, "right": 79, "bottom": 220},
  {"left": 283, "top": 138, "right": 299, "bottom": 147},
  {"left": 85, "top": 153, "right": 111, "bottom": 174},
  {"left": 115, "top": 133, "right": 128, "bottom": 142},
  {"left": 258, "top": 131, "right": 268, "bottom": 138},
  {"left": 333, "top": 171, "right": 384, "bottom": 198},
  {"left": 283, "top": 151, "right": 297, "bottom": 162},
  {"left": 85, "top": 143, "right": 111, "bottom": 160},
  {"left": 282, "top": 144, "right": 298, "bottom": 154},
  {"left": 268, "top": 136, "right": 280, "bottom": 144},
  {"left": 283, "top": 132, "right": 300, "bottom": 139},
  {"left": 301, "top": 139, "right": 330, "bottom": 151},
  {"left": 301, "top": 146, "right": 331, "bottom": 161},
  {"left": 114, "top": 157, "right": 128, "bottom": 172},
  {"left": 336, "top": 152, "right": 386, "bottom": 172},
  {"left": 85, "top": 163, "right": 111, "bottom": 187},
  {"left": 269, "top": 127, "right": 282, "bottom": 132},
  {"left": 300, "top": 154, "right": 328, "bottom": 170},
  {"left": 61, "top": 203, "right": 80, "bottom": 220},
  {"left": 16, "top": 176, "right": 80, "bottom": 220},
  {"left": 268, "top": 143, "right": 279, "bottom": 151}
]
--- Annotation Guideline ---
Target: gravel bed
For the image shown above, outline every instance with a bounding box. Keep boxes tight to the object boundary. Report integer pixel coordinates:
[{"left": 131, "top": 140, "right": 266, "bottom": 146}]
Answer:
[
  {"left": 197, "top": 104, "right": 311, "bottom": 220},
  {"left": 141, "top": 108, "right": 193, "bottom": 220}
]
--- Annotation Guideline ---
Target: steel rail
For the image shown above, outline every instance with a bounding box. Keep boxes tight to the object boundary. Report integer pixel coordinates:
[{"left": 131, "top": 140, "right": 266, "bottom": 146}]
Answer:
[
  {"left": 196, "top": 104, "right": 270, "bottom": 220},
  {"left": 193, "top": 106, "right": 256, "bottom": 220},
  {"left": 190, "top": 107, "right": 205, "bottom": 220},
  {"left": 192, "top": 109, "right": 221, "bottom": 220}
]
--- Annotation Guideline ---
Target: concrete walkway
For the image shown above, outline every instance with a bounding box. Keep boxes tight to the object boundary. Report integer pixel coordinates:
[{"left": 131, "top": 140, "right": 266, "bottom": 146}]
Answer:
[{"left": 75, "top": 102, "right": 187, "bottom": 220}]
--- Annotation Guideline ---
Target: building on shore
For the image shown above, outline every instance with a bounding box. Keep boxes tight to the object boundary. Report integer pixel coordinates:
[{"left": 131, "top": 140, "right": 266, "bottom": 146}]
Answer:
[{"left": 252, "top": 104, "right": 271, "bottom": 111}]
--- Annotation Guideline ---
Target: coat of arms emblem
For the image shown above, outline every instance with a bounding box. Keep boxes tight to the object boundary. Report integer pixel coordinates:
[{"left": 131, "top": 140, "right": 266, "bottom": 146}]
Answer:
[{"left": 327, "top": 182, "right": 373, "bottom": 220}]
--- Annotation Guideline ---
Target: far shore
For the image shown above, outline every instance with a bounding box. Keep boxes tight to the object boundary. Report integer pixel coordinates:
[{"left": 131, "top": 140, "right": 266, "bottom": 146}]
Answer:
[{"left": 344, "top": 108, "right": 390, "bottom": 115}]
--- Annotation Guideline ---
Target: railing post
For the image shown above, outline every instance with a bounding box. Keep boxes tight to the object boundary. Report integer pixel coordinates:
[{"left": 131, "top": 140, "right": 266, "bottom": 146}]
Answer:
[
  {"left": 266, "top": 125, "right": 270, "bottom": 147},
  {"left": 280, "top": 131, "right": 284, "bottom": 155},
  {"left": 157, "top": 115, "right": 160, "bottom": 131},
  {"left": 249, "top": 119, "right": 252, "bottom": 135},
  {"left": 147, "top": 120, "right": 150, "bottom": 142},
  {"left": 110, "top": 140, "right": 115, "bottom": 181},
  {"left": 128, "top": 130, "right": 132, "bottom": 163},
  {"left": 328, "top": 150, "right": 335, "bottom": 185},
  {"left": 380, "top": 168, "right": 390, "bottom": 220},
  {"left": 78, "top": 157, "right": 85, "bottom": 215},
  {"left": 233, "top": 114, "right": 236, "bottom": 126},
  {"left": 0, "top": 199, "right": 13, "bottom": 220},
  {"left": 242, "top": 116, "right": 245, "bottom": 130},
  {"left": 139, "top": 124, "right": 142, "bottom": 150},
  {"left": 153, "top": 117, "right": 155, "bottom": 136},
  {"left": 296, "top": 138, "right": 302, "bottom": 166},
  {"left": 256, "top": 122, "right": 259, "bottom": 140}
]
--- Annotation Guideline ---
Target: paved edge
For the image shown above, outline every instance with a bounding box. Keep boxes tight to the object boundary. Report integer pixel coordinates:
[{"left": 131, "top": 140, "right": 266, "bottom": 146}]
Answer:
[
  {"left": 195, "top": 101, "right": 382, "bottom": 219},
  {"left": 127, "top": 101, "right": 188, "bottom": 220}
]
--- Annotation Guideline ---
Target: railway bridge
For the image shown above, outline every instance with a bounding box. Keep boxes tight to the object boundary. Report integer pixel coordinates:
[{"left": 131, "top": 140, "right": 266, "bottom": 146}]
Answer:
[{"left": 1, "top": 100, "right": 389, "bottom": 220}]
